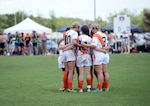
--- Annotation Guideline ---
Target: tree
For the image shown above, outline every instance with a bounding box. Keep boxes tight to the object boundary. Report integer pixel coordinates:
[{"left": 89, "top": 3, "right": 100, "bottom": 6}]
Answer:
[
  {"left": 95, "top": 16, "right": 107, "bottom": 28},
  {"left": 142, "top": 8, "right": 150, "bottom": 31}
]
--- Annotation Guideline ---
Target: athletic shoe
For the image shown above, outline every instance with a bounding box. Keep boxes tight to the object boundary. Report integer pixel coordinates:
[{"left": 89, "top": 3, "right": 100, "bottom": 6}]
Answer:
[
  {"left": 79, "top": 89, "right": 83, "bottom": 93},
  {"left": 58, "top": 88, "right": 65, "bottom": 91},
  {"left": 87, "top": 88, "right": 91, "bottom": 92},
  {"left": 91, "top": 88, "right": 102, "bottom": 93},
  {"left": 104, "top": 88, "right": 109, "bottom": 91},
  {"left": 64, "top": 89, "right": 77, "bottom": 93}
]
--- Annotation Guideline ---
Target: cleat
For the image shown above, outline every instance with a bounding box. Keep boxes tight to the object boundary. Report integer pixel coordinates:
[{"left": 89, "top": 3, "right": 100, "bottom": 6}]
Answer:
[
  {"left": 87, "top": 88, "right": 91, "bottom": 92},
  {"left": 91, "top": 88, "right": 102, "bottom": 93},
  {"left": 64, "top": 89, "right": 77, "bottom": 93},
  {"left": 87, "top": 85, "right": 91, "bottom": 92},
  {"left": 58, "top": 88, "right": 65, "bottom": 91},
  {"left": 79, "top": 89, "right": 83, "bottom": 93}
]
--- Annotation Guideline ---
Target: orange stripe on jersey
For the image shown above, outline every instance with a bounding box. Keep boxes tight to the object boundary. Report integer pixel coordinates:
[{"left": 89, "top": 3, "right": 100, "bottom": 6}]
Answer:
[
  {"left": 78, "top": 37, "right": 88, "bottom": 54},
  {"left": 80, "top": 50, "right": 88, "bottom": 54},
  {"left": 93, "top": 33, "right": 104, "bottom": 45}
]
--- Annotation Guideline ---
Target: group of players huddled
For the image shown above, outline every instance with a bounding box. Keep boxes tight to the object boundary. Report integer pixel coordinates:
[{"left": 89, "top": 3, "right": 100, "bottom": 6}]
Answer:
[{"left": 57, "top": 22, "right": 111, "bottom": 93}]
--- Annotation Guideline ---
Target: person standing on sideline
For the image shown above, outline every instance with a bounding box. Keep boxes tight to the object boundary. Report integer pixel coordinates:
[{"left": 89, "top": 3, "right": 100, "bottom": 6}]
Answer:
[
  {"left": 81, "top": 24, "right": 105, "bottom": 92},
  {"left": 41, "top": 32, "right": 47, "bottom": 55},
  {"left": 13, "top": 31, "right": 20, "bottom": 55},
  {"left": 121, "top": 31, "right": 128, "bottom": 54},
  {"left": 76, "top": 25, "right": 92, "bottom": 92},
  {"left": 32, "top": 31, "right": 39, "bottom": 55},
  {"left": 19, "top": 33, "right": 25, "bottom": 56},
  {"left": 62, "top": 22, "right": 80, "bottom": 92},
  {"left": 25, "top": 33, "right": 31, "bottom": 55},
  {"left": 0, "top": 33, "right": 5, "bottom": 55}
]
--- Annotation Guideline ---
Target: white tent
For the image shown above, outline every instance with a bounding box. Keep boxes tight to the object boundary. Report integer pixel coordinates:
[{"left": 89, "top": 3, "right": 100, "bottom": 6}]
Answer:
[{"left": 4, "top": 18, "right": 52, "bottom": 34}]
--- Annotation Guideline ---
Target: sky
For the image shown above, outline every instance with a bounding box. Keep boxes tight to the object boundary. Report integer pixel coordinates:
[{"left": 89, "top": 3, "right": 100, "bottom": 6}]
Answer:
[{"left": 0, "top": 0, "right": 150, "bottom": 21}]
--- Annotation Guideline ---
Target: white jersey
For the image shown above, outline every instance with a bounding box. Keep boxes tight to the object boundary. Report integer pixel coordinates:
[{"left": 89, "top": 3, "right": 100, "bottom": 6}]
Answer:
[
  {"left": 97, "top": 32, "right": 109, "bottom": 47},
  {"left": 97, "top": 32, "right": 110, "bottom": 64},
  {"left": 76, "top": 34, "right": 92, "bottom": 56},
  {"left": 90, "top": 31, "right": 107, "bottom": 65},
  {"left": 76, "top": 34, "right": 92, "bottom": 67},
  {"left": 91, "top": 31, "right": 104, "bottom": 55},
  {"left": 65, "top": 29, "right": 78, "bottom": 45},
  {"left": 62, "top": 29, "right": 78, "bottom": 62}
]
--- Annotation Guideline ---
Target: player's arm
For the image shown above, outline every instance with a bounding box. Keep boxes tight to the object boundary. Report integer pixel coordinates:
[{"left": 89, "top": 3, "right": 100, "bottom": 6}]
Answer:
[
  {"left": 102, "top": 43, "right": 111, "bottom": 51},
  {"left": 59, "top": 43, "right": 73, "bottom": 50},
  {"left": 57, "top": 38, "right": 64, "bottom": 45},
  {"left": 62, "top": 44, "right": 74, "bottom": 51},
  {"left": 72, "top": 39, "right": 81, "bottom": 47},
  {"left": 80, "top": 41, "right": 96, "bottom": 49},
  {"left": 95, "top": 47, "right": 108, "bottom": 53}
]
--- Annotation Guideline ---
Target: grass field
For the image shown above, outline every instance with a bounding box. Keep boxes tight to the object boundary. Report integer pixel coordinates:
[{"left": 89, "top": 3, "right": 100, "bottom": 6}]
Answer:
[{"left": 0, "top": 53, "right": 150, "bottom": 106}]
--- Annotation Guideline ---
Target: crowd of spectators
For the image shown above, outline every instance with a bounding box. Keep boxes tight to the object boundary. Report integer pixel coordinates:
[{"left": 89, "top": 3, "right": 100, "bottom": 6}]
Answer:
[{"left": 0, "top": 31, "right": 55, "bottom": 56}]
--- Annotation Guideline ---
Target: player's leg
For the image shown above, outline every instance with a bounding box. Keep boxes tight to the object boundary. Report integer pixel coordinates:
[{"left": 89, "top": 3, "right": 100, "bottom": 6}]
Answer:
[
  {"left": 67, "top": 61, "right": 76, "bottom": 90},
  {"left": 102, "top": 64, "right": 109, "bottom": 91},
  {"left": 78, "top": 67, "right": 84, "bottom": 92},
  {"left": 85, "top": 66, "right": 92, "bottom": 92},
  {"left": 92, "top": 64, "right": 103, "bottom": 92}
]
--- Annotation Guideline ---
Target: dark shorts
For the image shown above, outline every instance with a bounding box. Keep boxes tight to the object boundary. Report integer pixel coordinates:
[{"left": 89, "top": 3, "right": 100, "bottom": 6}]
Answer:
[
  {"left": 33, "top": 43, "right": 37, "bottom": 47},
  {"left": 0, "top": 43, "right": 5, "bottom": 48},
  {"left": 19, "top": 43, "right": 24, "bottom": 48},
  {"left": 26, "top": 42, "right": 30, "bottom": 47},
  {"left": 15, "top": 43, "right": 19, "bottom": 47}
]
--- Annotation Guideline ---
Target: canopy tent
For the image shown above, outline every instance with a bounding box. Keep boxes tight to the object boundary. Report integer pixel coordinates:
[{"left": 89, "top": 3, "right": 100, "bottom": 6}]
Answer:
[
  {"left": 4, "top": 18, "right": 52, "bottom": 34},
  {"left": 57, "top": 26, "right": 70, "bottom": 32},
  {"left": 101, "top": 23, "right": 143, "bottom": 33}
]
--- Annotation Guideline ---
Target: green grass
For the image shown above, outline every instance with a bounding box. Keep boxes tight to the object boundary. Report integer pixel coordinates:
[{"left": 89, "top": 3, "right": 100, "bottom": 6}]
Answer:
[{"left": 0, "top": 53, "right": 150, "bottom": 106}]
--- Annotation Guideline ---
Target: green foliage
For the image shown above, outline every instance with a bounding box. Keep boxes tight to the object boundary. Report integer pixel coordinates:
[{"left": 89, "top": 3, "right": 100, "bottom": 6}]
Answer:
[
  {"left": 0, "top": 54, "right": 150, "bottom": 106},
  {"left": 95, "top": 16, "right": 107, "bottom": 27},
  {"left": 142, "top": 9, "right": 150, "bottom": 31}
]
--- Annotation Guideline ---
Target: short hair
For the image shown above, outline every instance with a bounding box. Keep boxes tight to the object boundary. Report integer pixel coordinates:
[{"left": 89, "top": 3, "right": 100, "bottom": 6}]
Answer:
[{"left": 81, "top": 25, "right": 89, "bottom": 35}]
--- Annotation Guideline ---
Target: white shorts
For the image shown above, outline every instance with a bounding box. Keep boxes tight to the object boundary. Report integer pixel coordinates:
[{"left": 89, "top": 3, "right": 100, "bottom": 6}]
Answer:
[
  {"left": 62, "top": 50, "right": 76, "bottom": 62},
  {"left": 76, "top": 54, "right": 92, "bottom": 67},
  {"left": 92, "top": 52, "right": 107, "bottom": 65},
  {"left": 103, "top": 53, "right": 109, "bottom": 64},
  {"left": 58, "top": 55, "right": 65, "bottom": 69}
]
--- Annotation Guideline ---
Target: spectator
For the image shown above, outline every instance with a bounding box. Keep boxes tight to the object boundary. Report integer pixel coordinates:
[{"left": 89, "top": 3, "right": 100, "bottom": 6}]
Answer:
[
  {"left": 6, "top": 33, "right": 13, "bottom": 55},
  {"left": 41, "top": 32, "right": 47, "bottom": 55},
  {"left": 25, "top": 33, "right": 31, "bottom": 55},
  {"left": 0, "top": 33, "right": 5, "bottom": 55},
  {"left": 121, "top": 31, "right": 128, "bottom": 54},
  {"left": 13, "top": 31, "right": 20, "bottom": 55},
  {"left": 109, "top": 32, "right": 116, "bottom": 54},
  {"left": 32, "top": 31, "right": 39, "bottom": 55}
]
